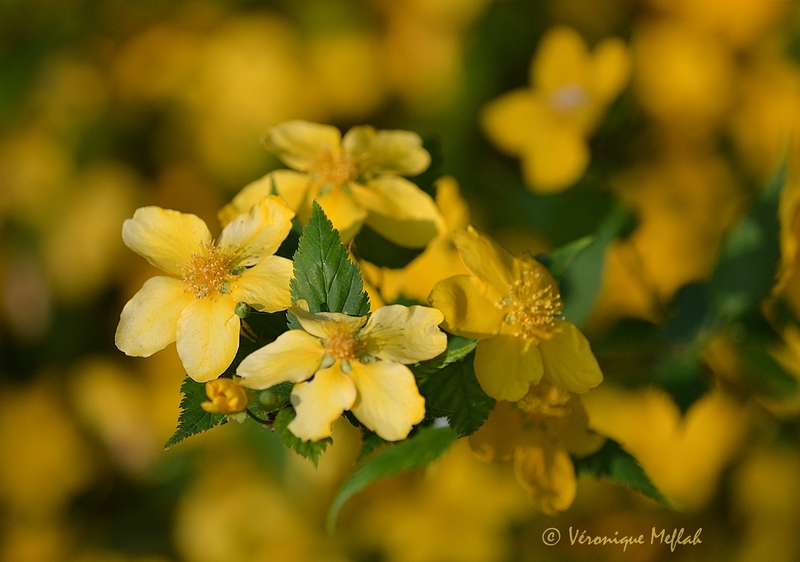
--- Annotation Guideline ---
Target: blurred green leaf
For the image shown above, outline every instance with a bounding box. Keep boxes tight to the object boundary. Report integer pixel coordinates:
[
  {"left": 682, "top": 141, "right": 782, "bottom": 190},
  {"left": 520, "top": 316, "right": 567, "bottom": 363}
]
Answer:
[
  {"left": 352, "top": 224, "right": 425, "bottom": 269},
  {"left": 418, "top": 350, "right": 495, "bottom": 437},
  {"left": 327, "top": 426, "right": 458, "bottom": 532},
  {"left": 537, "top": 235, "right": 594, "bottom": 281},
  {"left": 356, "top": 428, "right": 390, "bottom": 462},
  {"left": 574, "top": 439, "right": 668, "bottom": 505},
  {"left": 273, "top": 407, "right": 332, "bottom": 467},
  {"left": 164, "top": 377, "right": 227, "bottom": 450},
  {"left": 289, "top": 202, "right": 370, "bottom": 326}
]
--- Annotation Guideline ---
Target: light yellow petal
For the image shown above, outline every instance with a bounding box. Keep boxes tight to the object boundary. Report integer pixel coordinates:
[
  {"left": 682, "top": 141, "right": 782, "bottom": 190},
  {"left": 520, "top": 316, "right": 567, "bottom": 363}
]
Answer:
[
  {"left": 288, "top": 362, "right": 357, "bottom": 441},
  {"left": 428, "top": 274, "right": 504, "bottom": 339},
  {"left": 115, "top": 276, "right": 194, "bottom": 357},
  {"left": 539, "top": 319, "right": 603, "bottom": 393},
  {"left": 237, "top": 330, "right": 325, "bottom": 389},
  {"left": 234, "top": 255, "right": 293, "bottom": 312},
  {"left": 122, "top": 206, "right": 210, "bottom": 275},
  {"left": 481, "top": 89, "right": 544, "bottom": 155},
  {"left": 473, "top": 334, "right": 544, "bottom": 401},
  {"left": 514, "top": 442, "right": 577, "bottom": 515},
  {"left": 316, "top": 187, "right": 368, "bottom": 243},
  {"left": 342, "top": 125, "right": 430, "bottom": 177},
  {"left": 353, "top": 176, "right": 442, "bottom": 248},
  {"left": 532, "top": 26, "right": 589, "bottom": 92},
  {"left": 348, "top": 360, "right": 425, "bottom": 441},
  {"left": 291, "top": 305, "right": 367, "bottom": 339},
  {"left": 218, "top": 195, "right": 294, "bottom": 266},
  {"left": 176, "top": 297, "right": 240, "bottom": 382},
  {"left": 435, "top": 176, "right": 470, "bottom": 232},
  {"left": 522, "top": 126, "right": 589, "bottom": 192},
  {"left": 360, "top": 304, "right": 446, "bottom": 363},
  {"left": 468, "top": 400, "right": 524, "bottom": 462},
  {"left": 452, "top": 226, "right": 516, "bottom": 295},
  {"left": 218, "top": 170, "right": 309, "bottom": 226},
  {"left": 591, "top": 37, "right": 631, "bottom": 103},
  {"left": 264, "top": 120, "right": 342, "bottom": 172}
]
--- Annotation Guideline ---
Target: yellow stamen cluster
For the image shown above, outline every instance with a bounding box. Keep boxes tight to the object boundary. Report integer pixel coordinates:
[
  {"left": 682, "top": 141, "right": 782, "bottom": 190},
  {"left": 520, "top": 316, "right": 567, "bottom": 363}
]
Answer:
[
  {"left": 500, "top": 267, "right": 563, "bottom": 340},
  {"left": 182, "top": 242, "right": 235, "bottom": 299},
  {"left": 324, "top": 326, "right": 364, "bottom": 360},
  {"left": 517, "top": 382, "right": 571, "bottom": 418},
  {"left": 314, "top": 147, "right": 359, "bottom": 188}
]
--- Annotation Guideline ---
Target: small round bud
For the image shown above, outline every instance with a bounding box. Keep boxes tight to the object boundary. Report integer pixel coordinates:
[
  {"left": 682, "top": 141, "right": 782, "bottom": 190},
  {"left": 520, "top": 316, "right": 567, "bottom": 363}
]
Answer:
[{"left": 234, "top": 301, "right": 250, "bottom": 318}]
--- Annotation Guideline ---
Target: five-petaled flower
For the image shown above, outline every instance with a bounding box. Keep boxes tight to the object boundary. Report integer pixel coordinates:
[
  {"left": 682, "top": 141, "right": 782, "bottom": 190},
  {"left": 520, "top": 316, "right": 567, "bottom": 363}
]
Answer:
[
  {"left": 115, "top": 196, "right": 295, "bottom": 382},
  {"left": 219, "top": 120, "right": 443, "bottom": 247},
  {"left": 236, "top": 302, "right": 447, "bottom": 442},
  {"left": 429, "top": 226, "right": 603, "bottom": 401}
]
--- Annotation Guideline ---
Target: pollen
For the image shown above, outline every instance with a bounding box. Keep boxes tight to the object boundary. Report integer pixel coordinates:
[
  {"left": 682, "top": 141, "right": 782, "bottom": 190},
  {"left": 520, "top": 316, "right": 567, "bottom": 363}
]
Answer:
[
  {"left": 324, "top": 326, "right": 364, "bottom": 360},
  {"left": 314, "top": 146, "right": 359, "bottom": 188},
  {"left": 182, "top": 242, "right": 236, "bottom": 299},
  {"left": 499, "top": 267, "right": 563, "bottom": 340},
  {"left": 517, "top": 382, "right": 571, "bottom": 418}
]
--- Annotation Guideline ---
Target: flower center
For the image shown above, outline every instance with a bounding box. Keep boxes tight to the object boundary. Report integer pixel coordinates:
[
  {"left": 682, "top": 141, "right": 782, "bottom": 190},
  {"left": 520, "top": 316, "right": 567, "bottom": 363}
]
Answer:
[
  {"left": 500, "top": 267, "right": 563, "bottom": 340},
  {"left": 549, "top": 83, "right": 590, "bottom": 115},
  {"left": 314, "top": 146, "right": 359, "bottom": 189},
  {"left": 324, "top": 326, "right": 364, "bottom": 360},
  {"left": 182, "top": 242, "right": 238, "bottom": 299},
  {"left": 517, "top": 382, "right": 571, "bottom": 418}
]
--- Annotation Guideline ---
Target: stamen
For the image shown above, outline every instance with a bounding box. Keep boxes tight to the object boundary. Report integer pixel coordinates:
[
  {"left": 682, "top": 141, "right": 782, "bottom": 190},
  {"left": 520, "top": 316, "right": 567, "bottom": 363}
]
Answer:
[
  {"left": 497, "top": 267, "right": 563, "bottom": 340},
  {"left": 314, "top": 146, "right": 359, "bottom": 187},
  {"left": 323, "top": 325, "right": 364, "bottom": 361},
  {"left": 182, "top": 242, "right": 237, "bottom": 299}
]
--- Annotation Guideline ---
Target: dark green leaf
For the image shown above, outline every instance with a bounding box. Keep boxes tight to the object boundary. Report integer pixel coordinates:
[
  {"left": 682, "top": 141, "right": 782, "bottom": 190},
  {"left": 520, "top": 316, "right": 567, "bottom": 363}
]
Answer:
[
  {"left": 164, "top": 377, "right": 227, "bottom": 449},
  {"left": 356, "top": 429, "right": 389, "bottom": 462},
  {"left": 327, "top": 426, "right": 458, "bottom": 532},
  {"left": 273, "top": 407, "right": 331, "bottom": 467},
  {"left": 290, "top": 202, "right": 370, "bottom": 321},
  {"left": 352, "top": 223, "right": 425, "bottom": 269},
  {"left": 573, "top": 438, "right": 668, "bottom": 504},
  {"left": 411, "top": 335, "right": 477, "bottom": 378},
  {"left": 418, "top": 350, "right": 495, "bottom": 437},
  {"left": 536, "top": 235, "right": 594, "bottom": 281}
]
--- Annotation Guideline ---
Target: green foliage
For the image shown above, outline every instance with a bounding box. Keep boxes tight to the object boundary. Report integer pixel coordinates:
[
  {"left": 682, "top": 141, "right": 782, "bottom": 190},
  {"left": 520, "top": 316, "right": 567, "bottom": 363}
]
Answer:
[
  {"left": 352, "top": 224, "right": 425, "bottom": 269},
  {"left": 537, "top": 235, "right": 594, "bottom": 281},
  {"left": 418, "top": 350, "right": 495, "bottom": 437},
  {"left": 289, "top": 202, "right": 370, "bottom": 323},
  {"left": 356, "top": 428, "right": 390, "bottom": 462},
  {"left": 273, "top": 407, "right": 332, "bottom": 467},
  {"left": 573, "top": 438, "right": 668, "bottom": 505},
  {"left": 411, "top": 335, "right": 477, "bottom": 378},
  {"left": 327, "top": 426, "right": 458, "bottom": 532},
  {"left": 164, "top": 377, "right": 227, "bottom": 449}
]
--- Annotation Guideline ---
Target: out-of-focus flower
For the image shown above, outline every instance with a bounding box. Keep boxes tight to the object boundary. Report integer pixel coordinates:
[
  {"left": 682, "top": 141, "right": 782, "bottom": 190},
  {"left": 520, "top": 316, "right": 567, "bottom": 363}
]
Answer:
[
  {"left": 363, "top": 176, "right": 470, "bottom": 303},
  {"left": 219, "top": 120, "right": 441, "bottom": 246},
  {"left": 115, "top": 196, "right": 294, "bottom": 382},
  {"left": 470, "top": 381, "right": 605, "bottom": 514},
  {"left": 201, "top": 378, "right": 248, "bottom": 415},
  {"left": 237, "top": 303, "right": 446, "bottom": 442},
  {"left": 430, "top": 226, "right": 603, "bottom": 400},
  {"left": 481, "top": 25, "right": 630, "bottom": 192}
]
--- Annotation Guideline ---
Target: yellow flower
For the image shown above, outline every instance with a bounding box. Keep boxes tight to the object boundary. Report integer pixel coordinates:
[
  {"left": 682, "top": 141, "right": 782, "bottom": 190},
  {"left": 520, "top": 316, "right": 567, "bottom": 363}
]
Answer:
[
  {"left": 201, "top": 378, "right": 249, "bottom": 415},
  {"left": 469, "top": 381, "right": 604, "bottom": 515},
  {"left": 481, "top": 25, "right": 630, "bottom": 193},
  {"left": 115, "top": 196, "right": 295, "bottom": 382},
  {"left": 429, "top": 226, "right": 603, "bottom": 401},
  {"left": 236, "top": 303, "right": 447, "bottom": 442},
  {"left": 219, "top": 120, "right": 442, "bottom": 246}
]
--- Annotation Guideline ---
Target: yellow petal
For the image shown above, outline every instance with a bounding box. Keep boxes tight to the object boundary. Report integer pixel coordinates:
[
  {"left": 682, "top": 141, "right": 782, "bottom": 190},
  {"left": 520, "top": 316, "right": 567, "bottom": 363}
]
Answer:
[
  {"left": 435, "top": 176, "right": 470, "bottom": 232},
  {"left": 237, "top": 330, "right": 325, "bottom": 389},
  {"left": 590, "top": 37, "right": 631, "bottom": 103},
  {"left": 522, "top": 125, "right": 589, "bottom": 192},
  {"left": 122, "top": 206, "right": 211, "bottom": 275},
  {"left": 539, "top": 319, "right": 603, "bottom": 393},
  {"left": 115, "top": 276, "right": 194, "bottom": 357},
  {"left": 481, "top": 89, "right": 545, "bottom": 155},
  {"left": 354, "top": 176, "right": 442, "bottom": 248},
  {"left": 218, "top": 196, "right": 294, "bottom": 266},
  {"left": 176, "top": 297, "right": 240, "bottom": 382},
  {"left": 348, "top": 360, "right": 425, "bottom": 441},
  {"left": 532, "top": 26, "right": 589, "bottom": 92},
  {"left": 288, "top": 362, "right": 357, "bottom": 442},
  {"left": 234, "top": 255, "right": 293, "bottom": 312},
  {"left": 316, "top": 187, "right": 368, "bottom": 243},
  {"left": 360, "top": 304, "right": 446, "bottom": 363},
  {"left": 473, "top": 334, "right": 544, "bottom": 401},
  {"left": 428, "top": 274, "right": 504, "bottom": 339},
  {"left": 514, "top": 442, "right": 577, "bottom": 514},
  {"left": 342, "top": 125, "right": 431, "bottom": 177},
  {"left": 218, "top": 170, "right": 309, "bottom": 226},
  {"left": 468, "top": 400, "right": 524, "bottom": 462},
  {"left": 452, "top": 226, "right": 516, "bottom": 295},
  {"left": 291, "top": 306, "right": 367, "bottom": 339},
  {"left": 264, "top": 120, "right": 342, "bottom": 172}
]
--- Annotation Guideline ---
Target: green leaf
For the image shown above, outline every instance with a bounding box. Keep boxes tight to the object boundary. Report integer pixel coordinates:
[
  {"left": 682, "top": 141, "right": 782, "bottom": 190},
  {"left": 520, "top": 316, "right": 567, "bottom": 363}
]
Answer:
[
  {"left": 574, "top": 439, "right": 668, "bottom": 504},
  {"left": 164, "top": 377, "right": 227, "bottom": 449},
  {"left": 536, "top": 235, "right": 594, "bottom": 281},
  {"left": 356, "top": 428, "right": 389, "bottom": 462},
  {"left": 418, "top": 350, "right": 495, "bottom": 437},
  {"left": 411, "top": 335, "right": 477, "bottom": 378},
  {"left": 327, "top": 426, "right": 458, "bottom": 532},
  {"left": 352, "top": 224, "right": 425, "bottom": 269},
  {"left": 272, "top": 407, "right": 331, "bottom": 467},
  {"left": 290, "top": 202, "right": 370, "bottom": 321}
]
